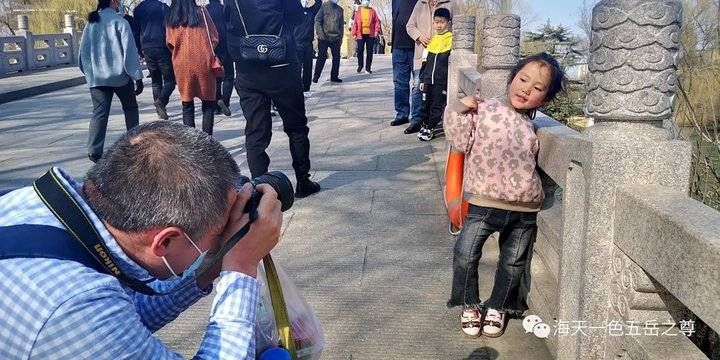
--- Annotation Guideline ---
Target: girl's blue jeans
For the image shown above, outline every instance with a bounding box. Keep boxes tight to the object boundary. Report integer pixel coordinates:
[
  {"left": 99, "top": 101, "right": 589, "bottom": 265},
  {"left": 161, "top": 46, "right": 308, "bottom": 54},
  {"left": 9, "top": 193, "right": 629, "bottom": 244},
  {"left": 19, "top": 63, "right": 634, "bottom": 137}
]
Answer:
[{"left": 447, "top": 204, "right": 537, "bottom": 314}]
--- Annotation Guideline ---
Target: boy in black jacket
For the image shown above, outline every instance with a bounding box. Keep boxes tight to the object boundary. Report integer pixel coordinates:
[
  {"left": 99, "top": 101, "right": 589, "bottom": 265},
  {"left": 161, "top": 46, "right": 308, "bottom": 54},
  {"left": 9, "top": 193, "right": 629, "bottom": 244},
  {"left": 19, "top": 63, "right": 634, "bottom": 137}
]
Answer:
[{"left": 417, "top": 8, "right": 452, "bottom": 141}]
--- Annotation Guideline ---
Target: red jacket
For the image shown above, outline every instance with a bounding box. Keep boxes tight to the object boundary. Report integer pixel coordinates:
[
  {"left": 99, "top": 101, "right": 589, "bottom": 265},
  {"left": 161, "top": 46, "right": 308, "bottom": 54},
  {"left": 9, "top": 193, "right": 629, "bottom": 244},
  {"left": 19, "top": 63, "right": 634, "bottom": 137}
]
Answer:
[{"left": 351, "top": 7, "right": 381, "bottom": 39}]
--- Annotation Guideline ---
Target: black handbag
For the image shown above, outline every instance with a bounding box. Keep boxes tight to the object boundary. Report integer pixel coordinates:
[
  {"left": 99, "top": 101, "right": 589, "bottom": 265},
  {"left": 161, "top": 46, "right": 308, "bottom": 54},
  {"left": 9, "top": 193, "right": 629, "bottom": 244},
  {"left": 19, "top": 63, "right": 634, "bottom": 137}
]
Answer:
[{"left": 232, "top": 0, "right": 288, "bottom": 66}]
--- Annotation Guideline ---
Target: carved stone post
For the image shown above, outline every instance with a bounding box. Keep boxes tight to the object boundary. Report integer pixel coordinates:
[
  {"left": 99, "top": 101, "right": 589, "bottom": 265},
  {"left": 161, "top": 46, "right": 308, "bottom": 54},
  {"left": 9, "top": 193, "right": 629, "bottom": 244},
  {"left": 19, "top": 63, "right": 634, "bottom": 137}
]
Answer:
[
  {"left": 477, "top": 15, "right": 519, "bottom": 98},
  {"left": 446, "top": 16, "right": 477, "bottom": 102},
  {"left": 556, "top": 1, "right": 690, "bottom": 358},
  {"left": 16, "top": 15, "right": 32, "bottom": 72},
  {"left": 452, "top": 15, "right": 476, "bottom": 50},
  {"left": 63, "top": 13, "right": 79, "bottom": 65}
]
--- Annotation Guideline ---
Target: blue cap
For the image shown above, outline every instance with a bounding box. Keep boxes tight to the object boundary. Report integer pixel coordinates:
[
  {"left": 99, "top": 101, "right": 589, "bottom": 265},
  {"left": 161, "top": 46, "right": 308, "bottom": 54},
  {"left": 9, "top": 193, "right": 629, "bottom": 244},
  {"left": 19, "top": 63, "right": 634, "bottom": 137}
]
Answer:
[{"left": 259, "top": 347, "right": 292, "bottom": 360}]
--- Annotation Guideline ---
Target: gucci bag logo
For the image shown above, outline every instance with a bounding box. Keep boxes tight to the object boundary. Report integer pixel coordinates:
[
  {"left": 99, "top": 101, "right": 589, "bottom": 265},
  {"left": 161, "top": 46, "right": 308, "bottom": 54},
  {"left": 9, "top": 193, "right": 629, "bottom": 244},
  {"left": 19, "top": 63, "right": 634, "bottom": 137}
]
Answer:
[{"left": 257, "top": 44, "right": 269, "bottom": 53}]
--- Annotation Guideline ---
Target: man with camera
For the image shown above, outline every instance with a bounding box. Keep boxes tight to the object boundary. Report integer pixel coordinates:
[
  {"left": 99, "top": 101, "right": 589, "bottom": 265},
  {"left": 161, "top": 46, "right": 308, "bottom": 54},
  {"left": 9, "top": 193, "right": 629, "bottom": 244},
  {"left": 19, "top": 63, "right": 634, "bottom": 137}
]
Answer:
[{"left": 0, "top": 122, "right": 284, "bottom": 358}]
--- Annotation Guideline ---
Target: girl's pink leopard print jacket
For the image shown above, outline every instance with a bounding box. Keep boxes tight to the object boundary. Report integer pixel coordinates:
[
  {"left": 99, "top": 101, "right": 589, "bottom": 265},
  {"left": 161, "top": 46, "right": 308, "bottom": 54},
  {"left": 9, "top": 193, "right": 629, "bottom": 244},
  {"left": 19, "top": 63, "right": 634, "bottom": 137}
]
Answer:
[{"left": 444, "top": 97, "right": 544, "bottom": 212}]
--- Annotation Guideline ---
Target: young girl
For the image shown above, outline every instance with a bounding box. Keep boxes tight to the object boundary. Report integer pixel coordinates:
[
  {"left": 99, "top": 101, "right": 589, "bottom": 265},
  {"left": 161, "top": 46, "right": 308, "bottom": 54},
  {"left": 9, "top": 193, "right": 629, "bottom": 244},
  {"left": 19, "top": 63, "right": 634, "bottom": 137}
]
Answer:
[{"left": 444, "top": 53, "right": 565, "bottom": 338}]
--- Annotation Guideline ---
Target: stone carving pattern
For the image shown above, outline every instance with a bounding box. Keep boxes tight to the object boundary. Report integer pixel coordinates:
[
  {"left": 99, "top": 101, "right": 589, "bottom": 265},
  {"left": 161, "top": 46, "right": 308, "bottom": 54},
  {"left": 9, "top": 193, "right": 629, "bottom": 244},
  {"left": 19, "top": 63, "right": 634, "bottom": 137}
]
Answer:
[
  {"left": 452, "top": 16, "right": 476, "bottom": 50},
  {"left": 610, "top": 246, "right": 670, "bottom": 324},
  {"left": 585, "top": 0, "right": 682, "bottom": 121},
  {"left": 481, "top": 15, "right": 519, "bottom": 70}
]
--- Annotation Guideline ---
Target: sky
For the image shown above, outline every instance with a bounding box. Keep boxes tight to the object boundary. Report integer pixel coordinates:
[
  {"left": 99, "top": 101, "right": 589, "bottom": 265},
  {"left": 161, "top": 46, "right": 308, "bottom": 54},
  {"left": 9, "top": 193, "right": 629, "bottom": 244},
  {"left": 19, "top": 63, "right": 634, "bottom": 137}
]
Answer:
[{"left": 525, "top": 0, "right": 588, "bottom": 37}]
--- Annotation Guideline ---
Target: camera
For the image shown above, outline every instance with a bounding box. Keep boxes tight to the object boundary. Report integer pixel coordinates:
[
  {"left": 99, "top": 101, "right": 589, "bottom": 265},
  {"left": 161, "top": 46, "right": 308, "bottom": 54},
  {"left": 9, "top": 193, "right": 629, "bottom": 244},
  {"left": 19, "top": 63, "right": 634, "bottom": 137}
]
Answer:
[{"left": 236, "top": 171, "right": 295, "bottom": 215}]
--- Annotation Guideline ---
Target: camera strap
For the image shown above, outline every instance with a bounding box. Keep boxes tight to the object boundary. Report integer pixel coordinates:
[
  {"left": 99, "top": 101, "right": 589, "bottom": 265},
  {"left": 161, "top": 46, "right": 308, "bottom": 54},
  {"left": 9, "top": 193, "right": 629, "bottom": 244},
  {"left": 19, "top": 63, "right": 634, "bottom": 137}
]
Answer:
[{"left": 30, "top": 170, "right": 159, "bottom": 295}]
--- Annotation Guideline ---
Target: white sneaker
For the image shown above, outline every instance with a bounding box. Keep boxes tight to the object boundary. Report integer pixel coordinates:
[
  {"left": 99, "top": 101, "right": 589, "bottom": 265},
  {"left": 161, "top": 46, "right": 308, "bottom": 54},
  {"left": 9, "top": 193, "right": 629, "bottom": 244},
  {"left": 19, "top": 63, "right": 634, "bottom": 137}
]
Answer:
[
  {"left": 461, "top": 306, "right": 481, "bottom": 337},
  {"left": 482, "top": 308, "right": 506, "bottom": 338},
  {"left": 417, "top": 127, "right": 433, "bottom": 141}
]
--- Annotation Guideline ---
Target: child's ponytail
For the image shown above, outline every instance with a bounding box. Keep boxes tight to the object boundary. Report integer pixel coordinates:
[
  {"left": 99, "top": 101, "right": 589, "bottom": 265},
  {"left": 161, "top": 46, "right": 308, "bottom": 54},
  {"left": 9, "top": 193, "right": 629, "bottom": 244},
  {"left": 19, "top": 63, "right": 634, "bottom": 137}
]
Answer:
[{"left": 88, "top": 0, "right": 112, "bottom": 23}]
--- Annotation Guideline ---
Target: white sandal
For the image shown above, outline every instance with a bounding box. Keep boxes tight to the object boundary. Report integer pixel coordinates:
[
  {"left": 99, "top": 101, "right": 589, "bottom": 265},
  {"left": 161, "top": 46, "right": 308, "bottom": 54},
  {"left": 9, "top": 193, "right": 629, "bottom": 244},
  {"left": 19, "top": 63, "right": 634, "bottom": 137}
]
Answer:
[
  {"left": 482, "top": 308, "right": 506, "bottom": 338},
  {"left": 460, "top": 306, "right": 482, "bottom": 337}
]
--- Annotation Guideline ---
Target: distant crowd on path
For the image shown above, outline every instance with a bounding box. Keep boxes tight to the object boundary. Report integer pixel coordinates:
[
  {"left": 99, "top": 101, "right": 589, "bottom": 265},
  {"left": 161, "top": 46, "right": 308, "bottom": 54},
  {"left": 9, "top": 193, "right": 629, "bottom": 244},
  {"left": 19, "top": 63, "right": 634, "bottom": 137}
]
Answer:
[{"left": 78, "top": 0, "right": 321, "bottom": 198}]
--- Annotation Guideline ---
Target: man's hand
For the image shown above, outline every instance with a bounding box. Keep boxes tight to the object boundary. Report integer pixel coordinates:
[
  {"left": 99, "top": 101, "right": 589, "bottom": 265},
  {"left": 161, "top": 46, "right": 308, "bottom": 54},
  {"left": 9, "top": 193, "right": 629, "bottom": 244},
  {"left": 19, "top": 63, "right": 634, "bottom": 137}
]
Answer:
[
  {"left": 220, "top": 184, "right": 282, "bottom": 278},
  {"left": 134, "top": 80, "right": 144, "bottom": 96},
  {"left": 417, "top": 35, "right": 431, "bottom": 47}
]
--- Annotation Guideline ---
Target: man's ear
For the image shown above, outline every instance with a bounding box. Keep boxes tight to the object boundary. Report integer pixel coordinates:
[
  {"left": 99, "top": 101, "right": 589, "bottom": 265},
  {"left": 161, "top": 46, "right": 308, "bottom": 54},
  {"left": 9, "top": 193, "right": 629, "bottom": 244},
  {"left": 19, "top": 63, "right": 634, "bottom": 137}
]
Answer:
[{"left": 149, "top": 227, "right": 185, "bottom": 257}]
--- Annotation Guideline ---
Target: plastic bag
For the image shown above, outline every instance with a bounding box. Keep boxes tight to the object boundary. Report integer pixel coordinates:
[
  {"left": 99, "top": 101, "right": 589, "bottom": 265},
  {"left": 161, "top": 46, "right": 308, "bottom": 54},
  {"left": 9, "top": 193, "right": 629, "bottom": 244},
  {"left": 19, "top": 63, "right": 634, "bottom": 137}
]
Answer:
[{"left": 255, "top": 255, "right": 324, "bottom": 360}]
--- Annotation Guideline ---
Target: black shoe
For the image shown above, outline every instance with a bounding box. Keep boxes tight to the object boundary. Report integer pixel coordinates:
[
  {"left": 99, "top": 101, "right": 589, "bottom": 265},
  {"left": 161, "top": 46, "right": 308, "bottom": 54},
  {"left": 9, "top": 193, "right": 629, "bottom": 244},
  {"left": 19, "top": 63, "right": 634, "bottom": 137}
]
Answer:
[
  {"left": 390, "top": 117, "right": 409, "bottom": 126},
  {"left": 295, "top": 176, "right": 321, "bottom": 198},
  {"left": 154, "top": 101, "right": 169, "bottom": 120},
  {"left": 88, "top": 153, "right": 101, "bottom": 163},
  {"left": 330, "top": 78, "right": 343, "bottom": 83},
  {"left": 357, "top": 66, "right": 363, "bottom": 73},
  {"left": 217, "top": 100, "right": 231, "bottom": 116},
  {"left": 404, "top": 123, "right": 422, "bottom": 134},
  {"left": 365, "top": 68, "right": 372, "bottom": 74},
  {"left": 312, "top": 78, "right": 319, "bottom": 84}
]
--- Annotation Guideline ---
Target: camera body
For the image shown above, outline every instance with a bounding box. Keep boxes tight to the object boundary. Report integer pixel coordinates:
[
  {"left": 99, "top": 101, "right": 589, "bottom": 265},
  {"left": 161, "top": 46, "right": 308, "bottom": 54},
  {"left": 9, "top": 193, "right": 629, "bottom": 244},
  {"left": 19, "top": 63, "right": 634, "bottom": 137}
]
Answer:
[{"left": 237, "top": 171, "right": 295, "bottom": 216}]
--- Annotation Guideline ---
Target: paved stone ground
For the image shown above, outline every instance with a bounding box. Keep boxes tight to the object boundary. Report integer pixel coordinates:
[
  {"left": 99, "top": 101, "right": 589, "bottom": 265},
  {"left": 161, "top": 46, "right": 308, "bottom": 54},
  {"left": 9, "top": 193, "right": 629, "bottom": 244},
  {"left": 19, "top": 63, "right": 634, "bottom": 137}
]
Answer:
[{"left": 0, "top": 56, "right": 552, "bottom": 359}]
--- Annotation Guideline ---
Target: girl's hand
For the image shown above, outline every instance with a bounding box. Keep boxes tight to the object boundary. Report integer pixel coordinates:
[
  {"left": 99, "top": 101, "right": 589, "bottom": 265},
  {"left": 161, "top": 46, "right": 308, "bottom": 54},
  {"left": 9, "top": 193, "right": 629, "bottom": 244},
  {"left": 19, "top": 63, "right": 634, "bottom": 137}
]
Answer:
[{"left": 459, "top": 95, "right": 479, "bottom": 111}]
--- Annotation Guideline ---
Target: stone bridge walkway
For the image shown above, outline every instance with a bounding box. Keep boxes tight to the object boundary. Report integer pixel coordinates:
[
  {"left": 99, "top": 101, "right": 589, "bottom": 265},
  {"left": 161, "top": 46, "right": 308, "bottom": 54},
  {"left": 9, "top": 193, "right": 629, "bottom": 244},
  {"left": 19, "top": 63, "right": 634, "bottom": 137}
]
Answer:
[{"left": 0, "top": 56, "right": 550, "bottom": 359}]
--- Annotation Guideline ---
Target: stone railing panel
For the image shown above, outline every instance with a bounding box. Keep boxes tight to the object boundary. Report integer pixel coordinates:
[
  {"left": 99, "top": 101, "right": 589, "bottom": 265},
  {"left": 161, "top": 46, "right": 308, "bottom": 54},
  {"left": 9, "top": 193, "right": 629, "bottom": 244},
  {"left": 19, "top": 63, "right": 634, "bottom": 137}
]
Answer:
[
  {"left": 1, "top": 36, "right": 27, "bottom": 74},
  {"left": 1, "top": 14, "right": 78, "bottom": 75},
  {"left": 614, "top": 184, "right": 720, "bottom": 333}
]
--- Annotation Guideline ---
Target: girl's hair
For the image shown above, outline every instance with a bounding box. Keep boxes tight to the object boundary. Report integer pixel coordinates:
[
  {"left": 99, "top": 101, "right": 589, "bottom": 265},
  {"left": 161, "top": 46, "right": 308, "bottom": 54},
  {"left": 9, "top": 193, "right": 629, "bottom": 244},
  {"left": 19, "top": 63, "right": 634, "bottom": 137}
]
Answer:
[
  {"left": 167, "top": 0, "right": 200, "bottom": 28},
  {"left": 507, "top": 52, "right": 566, "bottom": 106},
  {"left": 88, "top": 0, "right": 112, "bottom": 23}
]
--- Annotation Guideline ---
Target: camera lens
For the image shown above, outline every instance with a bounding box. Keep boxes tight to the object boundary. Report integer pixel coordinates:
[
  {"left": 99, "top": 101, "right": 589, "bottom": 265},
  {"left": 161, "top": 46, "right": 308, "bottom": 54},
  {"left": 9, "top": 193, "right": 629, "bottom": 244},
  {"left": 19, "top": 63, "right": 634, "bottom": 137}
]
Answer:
[{"left": 252, "top": 171, "right": 294, "bottom": 212}]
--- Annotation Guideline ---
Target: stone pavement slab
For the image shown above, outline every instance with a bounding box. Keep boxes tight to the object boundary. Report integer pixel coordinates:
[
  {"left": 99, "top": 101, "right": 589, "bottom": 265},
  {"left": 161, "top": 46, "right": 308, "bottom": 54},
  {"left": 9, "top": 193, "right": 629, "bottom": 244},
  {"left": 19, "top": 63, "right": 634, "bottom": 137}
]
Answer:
[{"left": 0, "top": 56, "right": 552, "bottom": 359}]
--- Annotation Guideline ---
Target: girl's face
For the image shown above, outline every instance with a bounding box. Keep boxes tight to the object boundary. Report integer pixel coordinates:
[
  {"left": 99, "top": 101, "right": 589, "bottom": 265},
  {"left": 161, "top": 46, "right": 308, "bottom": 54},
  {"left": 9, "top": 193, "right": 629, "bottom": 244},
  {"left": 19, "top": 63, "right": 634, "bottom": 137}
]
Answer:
[{"left": 507, "top": 61, "right": 551, "bottom": 111}]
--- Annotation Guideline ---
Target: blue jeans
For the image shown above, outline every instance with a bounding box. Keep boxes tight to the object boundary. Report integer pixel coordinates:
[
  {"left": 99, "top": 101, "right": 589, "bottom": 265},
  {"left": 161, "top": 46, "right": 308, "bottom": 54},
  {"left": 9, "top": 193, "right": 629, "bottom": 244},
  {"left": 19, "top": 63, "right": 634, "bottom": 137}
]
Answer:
[
  {"left": 447, "top": 205, "right": 537, "bottom": 314},
  {"left": 392, "top": 48, "right": 413, "bottom": 121},
  {"left": 410, "top": 69, "right": 423, "bottom": 124}
]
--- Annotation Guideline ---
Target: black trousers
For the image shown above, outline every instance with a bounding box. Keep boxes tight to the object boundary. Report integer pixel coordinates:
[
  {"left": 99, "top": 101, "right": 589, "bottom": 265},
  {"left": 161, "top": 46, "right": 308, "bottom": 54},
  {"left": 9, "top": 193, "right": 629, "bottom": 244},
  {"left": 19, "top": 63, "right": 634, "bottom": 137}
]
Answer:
[
  {"left": 88, "top": 80, "right": 139, "bottom": 156},
  {"left": 236, "top": 64, "right": 311, "bottom": 178},
  {"left": 296, "top": 42, "right": 314, "bottom": 92},
  {"left": 422, "top": 84, "right": 447, "bottom": 130},
  {"left": 143, "top": 47, "right": 175, "bottom": 106},
  {"left": 313, "top": 39, "right": 341, "bottom": 81},
  {"left": 182, "top": 100, "right": 215, "bottom": 135},
  {"left": 215, "top": 54, "right": 235, "bottom": 104},
  {"left": 356, "top": 35, "right": 375, "bottom": 71}
]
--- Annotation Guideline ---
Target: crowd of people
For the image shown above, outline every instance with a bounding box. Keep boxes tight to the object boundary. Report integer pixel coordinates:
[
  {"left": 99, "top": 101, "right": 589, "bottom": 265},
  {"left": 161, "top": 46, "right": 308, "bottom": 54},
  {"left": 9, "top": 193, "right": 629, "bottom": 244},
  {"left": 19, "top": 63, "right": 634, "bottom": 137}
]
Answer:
[
  {"left": 0, "top": 0, "right": 568, "bottom": 357},
  {"left": 78, "top": 0, "right": 321, "bottom": 198}
]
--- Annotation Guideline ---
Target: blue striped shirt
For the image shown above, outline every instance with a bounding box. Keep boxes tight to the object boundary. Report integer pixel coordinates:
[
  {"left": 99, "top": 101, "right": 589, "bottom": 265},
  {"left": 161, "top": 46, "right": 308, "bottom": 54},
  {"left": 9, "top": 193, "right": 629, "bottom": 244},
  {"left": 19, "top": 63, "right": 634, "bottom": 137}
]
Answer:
[{"left": 0, "top": 168, "right": 259, "bottom": 359}]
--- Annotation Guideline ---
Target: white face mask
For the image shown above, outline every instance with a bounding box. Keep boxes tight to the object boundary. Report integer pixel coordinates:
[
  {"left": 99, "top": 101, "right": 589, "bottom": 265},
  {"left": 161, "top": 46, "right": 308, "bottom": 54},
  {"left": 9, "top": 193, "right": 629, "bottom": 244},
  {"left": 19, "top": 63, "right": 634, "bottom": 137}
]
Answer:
[
  {"left": 301, "top": 0, "right": 309, "bottom": 7},
  {"left": 361, "top": 0, "right": 370, "bottom": 7},
  {"left": 161, "top": 232, "right": 208, "bottom": 279}
]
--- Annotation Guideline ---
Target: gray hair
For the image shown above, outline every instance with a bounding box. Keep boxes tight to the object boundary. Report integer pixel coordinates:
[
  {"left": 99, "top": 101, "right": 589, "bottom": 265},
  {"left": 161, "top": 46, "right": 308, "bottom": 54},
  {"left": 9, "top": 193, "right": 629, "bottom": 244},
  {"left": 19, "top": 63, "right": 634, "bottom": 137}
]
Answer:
[{"left": 85, "top": 121, "right": 240, "bottom": 238}]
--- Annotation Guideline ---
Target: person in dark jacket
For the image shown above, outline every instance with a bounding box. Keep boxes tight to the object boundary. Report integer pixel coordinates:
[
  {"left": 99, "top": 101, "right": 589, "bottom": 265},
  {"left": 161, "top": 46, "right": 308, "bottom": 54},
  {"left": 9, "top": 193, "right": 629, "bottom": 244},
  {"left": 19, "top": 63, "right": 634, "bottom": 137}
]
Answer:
[
  {"left": 312, "top": 0, "right": 344, "bottom": 83},
  {"left": 134, "top": 0, "right": 175, "bottom": 120},
  {"left": 207, "top": 0, "right": 234, "bottom": 116},
  {"left": 389, "top": 0, "right": 418, "bottom": 127},
  {"left": 294, "top": 0, "right": 321, "bottom": 92},
  {"left": 225, "top": 0, "right": 321, "bottom": 198}
]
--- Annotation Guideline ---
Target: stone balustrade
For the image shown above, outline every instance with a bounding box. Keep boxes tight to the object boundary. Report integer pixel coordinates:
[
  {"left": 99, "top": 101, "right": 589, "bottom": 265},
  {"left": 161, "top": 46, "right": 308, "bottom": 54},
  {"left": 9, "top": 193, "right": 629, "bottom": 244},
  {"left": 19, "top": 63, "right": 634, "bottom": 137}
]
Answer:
[
  {"left": 0, "top": 15, "right": 79, "bottom": 75},
  {"left": 445, "top": 1, "right": 720, "bottom": 358}
]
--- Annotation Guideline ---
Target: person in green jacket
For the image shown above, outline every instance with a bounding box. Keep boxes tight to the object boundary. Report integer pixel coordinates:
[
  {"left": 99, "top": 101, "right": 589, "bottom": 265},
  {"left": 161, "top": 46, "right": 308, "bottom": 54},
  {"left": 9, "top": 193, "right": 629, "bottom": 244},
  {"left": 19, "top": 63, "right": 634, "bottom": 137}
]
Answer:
[{"left": 313, "top": 0, "right": 345, "bottom": 83}]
